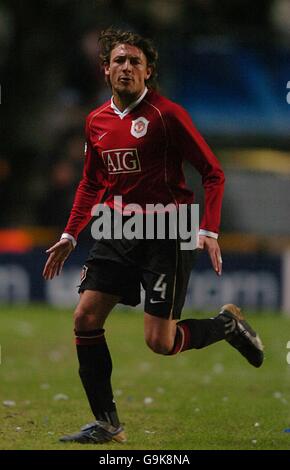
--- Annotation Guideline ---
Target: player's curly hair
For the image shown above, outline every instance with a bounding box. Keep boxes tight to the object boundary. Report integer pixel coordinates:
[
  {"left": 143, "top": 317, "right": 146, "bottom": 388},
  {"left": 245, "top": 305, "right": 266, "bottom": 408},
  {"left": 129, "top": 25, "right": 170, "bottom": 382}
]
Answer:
[{"left": 98, "top": 28, "right": 158, "bottom": 89}]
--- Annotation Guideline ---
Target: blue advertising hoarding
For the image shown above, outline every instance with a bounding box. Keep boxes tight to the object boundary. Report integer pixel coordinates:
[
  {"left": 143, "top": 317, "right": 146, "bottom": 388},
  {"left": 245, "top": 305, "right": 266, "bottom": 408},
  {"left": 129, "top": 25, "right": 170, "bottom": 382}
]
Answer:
[{"left": 0, "top": 248, "right": 282, "bottom": 311}]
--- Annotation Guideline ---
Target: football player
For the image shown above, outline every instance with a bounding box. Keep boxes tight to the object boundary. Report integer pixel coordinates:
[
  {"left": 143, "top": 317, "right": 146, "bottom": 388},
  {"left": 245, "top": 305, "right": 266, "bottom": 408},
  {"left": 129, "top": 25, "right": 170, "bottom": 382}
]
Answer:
[{"left": 43, "top": 28, "right": 263, "bottom": 444}]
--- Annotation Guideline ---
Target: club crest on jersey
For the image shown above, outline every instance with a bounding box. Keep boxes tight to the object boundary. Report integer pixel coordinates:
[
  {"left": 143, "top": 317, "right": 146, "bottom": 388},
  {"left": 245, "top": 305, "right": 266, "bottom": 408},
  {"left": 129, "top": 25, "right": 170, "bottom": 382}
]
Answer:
[
  {"left": 130, "top": 117, "right": 149, "bottom": 138},
  {"left": 102, "top": 148, "right": 141, "bottom": 174},
  {"left": 80, "top": 265, "right": 88, "bottom": 283}
]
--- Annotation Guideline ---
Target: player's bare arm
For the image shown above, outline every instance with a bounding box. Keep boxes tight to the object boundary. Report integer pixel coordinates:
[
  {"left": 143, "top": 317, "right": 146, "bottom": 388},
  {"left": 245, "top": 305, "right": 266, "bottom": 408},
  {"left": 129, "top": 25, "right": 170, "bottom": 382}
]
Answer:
[
  {"left": 43, "top": 238, "right": 74, "bottom": 280},
  {"left": 198, "top": 235, "right": 222, "bottom": 276}
]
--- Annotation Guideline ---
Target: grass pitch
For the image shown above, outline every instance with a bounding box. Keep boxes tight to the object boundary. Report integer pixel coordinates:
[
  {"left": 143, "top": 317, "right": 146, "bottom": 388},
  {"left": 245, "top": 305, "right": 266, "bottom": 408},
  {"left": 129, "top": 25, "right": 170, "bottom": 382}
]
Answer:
[{"left": 0, "top": 305, "right": 290, "bottom": 450}]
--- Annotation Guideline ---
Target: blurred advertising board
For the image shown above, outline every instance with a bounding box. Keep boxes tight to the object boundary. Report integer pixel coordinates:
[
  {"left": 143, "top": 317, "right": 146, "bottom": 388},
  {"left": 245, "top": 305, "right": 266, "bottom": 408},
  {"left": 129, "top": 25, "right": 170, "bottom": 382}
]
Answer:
[{"left": 0, "top": 248, "right": 285, "bottom": 313}]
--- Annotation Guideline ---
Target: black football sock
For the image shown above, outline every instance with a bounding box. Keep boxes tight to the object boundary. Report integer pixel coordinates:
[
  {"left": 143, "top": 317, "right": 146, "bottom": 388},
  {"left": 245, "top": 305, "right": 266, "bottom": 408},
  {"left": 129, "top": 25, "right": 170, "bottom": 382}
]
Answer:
[
  {"left": 75, "top": 328, "right": 120, "bottom": 427},
  {"left": 168, "top": 314, "right": 235, "bottom": 355}
]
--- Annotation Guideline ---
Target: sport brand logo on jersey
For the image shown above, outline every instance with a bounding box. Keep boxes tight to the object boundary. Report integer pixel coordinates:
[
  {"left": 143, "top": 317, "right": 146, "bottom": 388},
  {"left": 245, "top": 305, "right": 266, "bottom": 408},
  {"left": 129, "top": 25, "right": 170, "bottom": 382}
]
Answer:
[
  {"left": 130, "top": 117, "right": 149, "bottom": 138},
  {"left": 102, "top": 148, "right": 141, "bottom": 174}
]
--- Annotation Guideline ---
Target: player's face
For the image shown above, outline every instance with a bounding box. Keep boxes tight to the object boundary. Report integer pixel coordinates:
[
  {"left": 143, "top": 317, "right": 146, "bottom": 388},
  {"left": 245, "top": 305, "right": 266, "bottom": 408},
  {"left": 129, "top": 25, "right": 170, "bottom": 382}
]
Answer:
[{"left": 105, "top": 44, "right": 152, "bottom": 105}]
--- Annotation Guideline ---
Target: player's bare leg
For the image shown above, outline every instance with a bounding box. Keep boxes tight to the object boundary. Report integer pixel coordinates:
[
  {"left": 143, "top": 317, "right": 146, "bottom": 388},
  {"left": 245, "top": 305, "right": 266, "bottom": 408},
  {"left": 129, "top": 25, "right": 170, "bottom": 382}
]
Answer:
[
  {"left": 60, "top": 290, "right": 127, "bottom": 444},
  {"left": 144, "top": 310, "right": 229, "bottom": 356},
  {"left": 144, "top": 313, "right": 177, "bottom": 354},
  {"left": 74, "top": 290, "right": 119, "bottom": 330}
]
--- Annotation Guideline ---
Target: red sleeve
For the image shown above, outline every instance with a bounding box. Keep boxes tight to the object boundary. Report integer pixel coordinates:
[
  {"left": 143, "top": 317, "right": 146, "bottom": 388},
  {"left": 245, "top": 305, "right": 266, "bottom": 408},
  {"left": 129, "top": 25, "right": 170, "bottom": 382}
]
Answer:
[
  {"left": 168, "top": 104, "right": 225, "bottom": 234},
  {"left": 63, "top": 118, "right": 106, "bottom": 240}
]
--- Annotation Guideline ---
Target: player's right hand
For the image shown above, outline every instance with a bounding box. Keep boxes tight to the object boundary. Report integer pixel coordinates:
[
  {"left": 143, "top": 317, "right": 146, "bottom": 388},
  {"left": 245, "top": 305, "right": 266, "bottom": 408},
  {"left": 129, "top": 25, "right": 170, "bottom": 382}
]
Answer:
[{"left": 43, "top": 238, "right": 74, "bottom": 280}]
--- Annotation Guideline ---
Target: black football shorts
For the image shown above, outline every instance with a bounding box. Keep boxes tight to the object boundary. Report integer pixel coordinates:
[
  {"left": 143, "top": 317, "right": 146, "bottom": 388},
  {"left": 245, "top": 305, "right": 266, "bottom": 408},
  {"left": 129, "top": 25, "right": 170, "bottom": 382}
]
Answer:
[{"left": 78, "top": 235, "right": 195, "bottom": 320}]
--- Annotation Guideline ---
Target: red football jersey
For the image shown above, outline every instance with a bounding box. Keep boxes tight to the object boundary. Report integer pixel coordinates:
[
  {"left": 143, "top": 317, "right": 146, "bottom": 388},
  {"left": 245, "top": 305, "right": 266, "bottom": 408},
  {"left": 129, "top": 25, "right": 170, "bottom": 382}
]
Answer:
[{"left": 64, "top": 89, "right": 225, "bottom": 240}]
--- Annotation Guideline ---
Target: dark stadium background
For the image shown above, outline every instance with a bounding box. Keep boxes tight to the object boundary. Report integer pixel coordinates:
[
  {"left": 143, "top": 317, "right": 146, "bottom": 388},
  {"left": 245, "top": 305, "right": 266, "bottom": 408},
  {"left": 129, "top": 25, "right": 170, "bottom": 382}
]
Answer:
[{"left": 0, "top": 0, "right": 290, "bottom": 313}]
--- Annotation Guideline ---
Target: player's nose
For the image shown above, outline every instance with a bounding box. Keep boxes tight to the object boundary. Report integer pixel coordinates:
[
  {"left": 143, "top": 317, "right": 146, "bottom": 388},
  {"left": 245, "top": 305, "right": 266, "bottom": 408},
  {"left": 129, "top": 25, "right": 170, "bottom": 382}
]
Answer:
[{"left": 122, "top": 58, "right": 132, "bottom": 71}]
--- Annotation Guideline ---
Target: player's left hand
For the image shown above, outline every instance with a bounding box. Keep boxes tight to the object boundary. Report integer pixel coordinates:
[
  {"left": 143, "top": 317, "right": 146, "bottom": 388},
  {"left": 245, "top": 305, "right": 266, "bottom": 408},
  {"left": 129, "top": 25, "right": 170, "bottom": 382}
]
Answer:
[{"left": 198, "top": 235, "right": 222, "bottom": 276}]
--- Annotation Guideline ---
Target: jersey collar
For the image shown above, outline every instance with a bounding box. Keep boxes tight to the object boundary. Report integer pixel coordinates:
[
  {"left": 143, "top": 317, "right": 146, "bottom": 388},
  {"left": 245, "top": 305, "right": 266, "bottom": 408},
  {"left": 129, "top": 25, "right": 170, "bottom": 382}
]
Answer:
[{"left": 111, "top": 87, "right": 148, "bottom": 119}]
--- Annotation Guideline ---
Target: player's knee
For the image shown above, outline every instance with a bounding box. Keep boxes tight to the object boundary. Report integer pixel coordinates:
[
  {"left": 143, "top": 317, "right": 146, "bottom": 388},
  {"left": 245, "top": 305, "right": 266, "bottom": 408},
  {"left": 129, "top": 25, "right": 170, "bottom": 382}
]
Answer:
[
  {"left": 145, "top": 335, "right": 172, "bottom": 355},
  {"left": 74, "top": 306, "right": 93, "bottom": 330}
]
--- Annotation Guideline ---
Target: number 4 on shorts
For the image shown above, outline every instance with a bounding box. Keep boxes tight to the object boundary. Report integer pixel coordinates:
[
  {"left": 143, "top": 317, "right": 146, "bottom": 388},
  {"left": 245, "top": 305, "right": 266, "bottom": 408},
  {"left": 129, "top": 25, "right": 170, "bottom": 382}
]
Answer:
[{"left": 153, "top": 274, "right": 167, "bottom": 300}]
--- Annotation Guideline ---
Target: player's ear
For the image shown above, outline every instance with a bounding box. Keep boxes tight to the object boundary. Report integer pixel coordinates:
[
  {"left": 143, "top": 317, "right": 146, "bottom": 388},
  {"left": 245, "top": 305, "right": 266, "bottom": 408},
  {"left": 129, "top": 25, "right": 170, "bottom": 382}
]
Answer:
[
  {"left": 145, "top": 66, "right": 152, "bottom": 81},
  {"left": 104, "top": 63, "right": 110, "bottom": 77}
]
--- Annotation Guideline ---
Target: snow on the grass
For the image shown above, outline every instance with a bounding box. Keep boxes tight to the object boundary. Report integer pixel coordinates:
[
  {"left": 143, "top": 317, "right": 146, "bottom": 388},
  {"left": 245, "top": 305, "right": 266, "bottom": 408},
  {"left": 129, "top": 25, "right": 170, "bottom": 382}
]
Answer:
[
  {"left": 48, "top": 351, "right": 63, "bottom": 362},
  {"left": 53, "top": 393, "right": 69, "bottom": 401},
  {"left": 212, "top": 363, "right": 224, "bottom": 374},
  {"left": 14, "top": 321, "right": 34, "bottom": 337},
  {"left": 144, "top": 397, "right": 154, "bottom": 405},
  {"left": 3, "top": 400, "right": 16, "bottom": 407},
  {"left": 40, "top": 383, "right": 50, "bottom": 390},
  {"left": 139, "top": 362, "right": 152, "bottom": 371}
]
